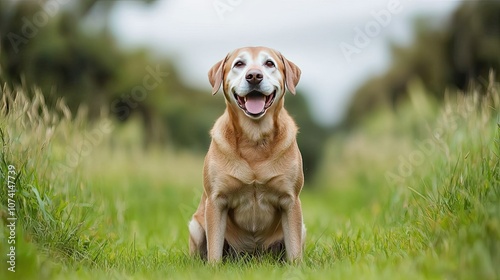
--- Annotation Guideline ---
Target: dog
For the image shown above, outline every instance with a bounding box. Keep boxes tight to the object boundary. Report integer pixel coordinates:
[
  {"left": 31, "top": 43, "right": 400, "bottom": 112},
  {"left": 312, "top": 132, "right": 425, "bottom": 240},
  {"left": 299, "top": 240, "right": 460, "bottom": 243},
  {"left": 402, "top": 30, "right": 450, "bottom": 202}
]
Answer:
[{"left": 188, "top": 46, "right": 306, "bottom": 263}]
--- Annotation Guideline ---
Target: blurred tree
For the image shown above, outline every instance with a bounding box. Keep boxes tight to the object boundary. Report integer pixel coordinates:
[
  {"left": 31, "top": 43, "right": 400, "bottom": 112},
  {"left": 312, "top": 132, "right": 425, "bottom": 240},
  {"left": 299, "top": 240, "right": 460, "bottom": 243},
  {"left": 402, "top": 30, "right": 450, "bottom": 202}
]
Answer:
[
  {"left": 346, "top": 1, "right": 500, "bottom": 126},
  {"left": 0, "top": 0, "right": 156, "bottom": 114},
  {"left": 0, "top": 0, "right": 165, "bottom": 141},
  {"left": 447, "top": 1, "right": 500, "bottom": 89}
]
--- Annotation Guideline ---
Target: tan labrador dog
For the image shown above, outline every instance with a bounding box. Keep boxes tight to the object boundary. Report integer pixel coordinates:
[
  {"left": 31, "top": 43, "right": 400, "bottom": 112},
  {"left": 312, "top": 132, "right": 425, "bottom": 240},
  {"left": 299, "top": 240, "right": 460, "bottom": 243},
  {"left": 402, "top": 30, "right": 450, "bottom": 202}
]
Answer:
[{"left": 188, "top": 46, "right": 305, "bottom": 263}]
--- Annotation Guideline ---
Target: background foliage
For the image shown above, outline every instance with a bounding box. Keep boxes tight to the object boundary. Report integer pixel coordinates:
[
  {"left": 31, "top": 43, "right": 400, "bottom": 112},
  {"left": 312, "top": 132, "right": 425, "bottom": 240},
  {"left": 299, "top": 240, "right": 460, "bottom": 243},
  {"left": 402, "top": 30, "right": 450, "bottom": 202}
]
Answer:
[{"left": 347, "top": 1, "right": 500, "bottom": 125}]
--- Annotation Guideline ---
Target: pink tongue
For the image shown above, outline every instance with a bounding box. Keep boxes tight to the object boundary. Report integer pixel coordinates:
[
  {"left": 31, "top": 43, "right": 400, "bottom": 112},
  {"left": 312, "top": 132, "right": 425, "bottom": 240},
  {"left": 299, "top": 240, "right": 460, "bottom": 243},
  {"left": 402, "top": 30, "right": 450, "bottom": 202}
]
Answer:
[{"left": 245, "top": 95, "right": 266, "bottom": 114}]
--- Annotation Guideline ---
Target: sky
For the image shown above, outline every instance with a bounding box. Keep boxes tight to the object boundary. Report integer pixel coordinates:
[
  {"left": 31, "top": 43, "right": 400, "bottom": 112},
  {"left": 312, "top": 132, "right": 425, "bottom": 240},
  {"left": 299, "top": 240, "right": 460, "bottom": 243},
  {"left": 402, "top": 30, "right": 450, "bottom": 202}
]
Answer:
[{"left": 109, "top": 0, "right": 461, "bottom": 125}]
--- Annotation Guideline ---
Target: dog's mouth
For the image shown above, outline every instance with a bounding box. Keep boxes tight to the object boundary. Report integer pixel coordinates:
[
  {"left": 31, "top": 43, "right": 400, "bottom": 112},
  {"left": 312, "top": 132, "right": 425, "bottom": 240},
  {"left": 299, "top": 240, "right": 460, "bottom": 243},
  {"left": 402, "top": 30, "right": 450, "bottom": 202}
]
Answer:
[{"left": 234, "top": 90, "right": 276, "bottom": 118}]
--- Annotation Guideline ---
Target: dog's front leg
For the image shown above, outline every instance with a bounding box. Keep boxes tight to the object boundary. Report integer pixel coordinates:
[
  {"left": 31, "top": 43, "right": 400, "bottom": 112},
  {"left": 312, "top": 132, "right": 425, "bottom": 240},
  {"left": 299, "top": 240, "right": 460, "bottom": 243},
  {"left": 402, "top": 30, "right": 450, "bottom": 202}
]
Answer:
[
  {"left": 205, "top": 195, "right": 228, "bottom": 263},
  {"left": 281, "top": 196, "right": 303, "bottom": 263}
]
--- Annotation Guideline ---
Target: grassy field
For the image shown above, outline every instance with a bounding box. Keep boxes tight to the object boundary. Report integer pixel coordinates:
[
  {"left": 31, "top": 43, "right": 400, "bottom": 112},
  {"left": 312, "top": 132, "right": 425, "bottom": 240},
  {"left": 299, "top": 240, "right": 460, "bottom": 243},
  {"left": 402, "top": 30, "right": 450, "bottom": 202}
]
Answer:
[{"left": 1, "top": 78, "right": 499, "bottom": 280}]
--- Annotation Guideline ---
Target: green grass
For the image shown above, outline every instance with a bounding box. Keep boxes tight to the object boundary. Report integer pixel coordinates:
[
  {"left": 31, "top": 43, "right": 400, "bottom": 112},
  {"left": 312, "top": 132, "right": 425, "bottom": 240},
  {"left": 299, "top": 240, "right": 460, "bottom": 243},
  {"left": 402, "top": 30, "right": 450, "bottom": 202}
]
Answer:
[{"left": 1, "top": 78, "right": 499, "bottom": 279}]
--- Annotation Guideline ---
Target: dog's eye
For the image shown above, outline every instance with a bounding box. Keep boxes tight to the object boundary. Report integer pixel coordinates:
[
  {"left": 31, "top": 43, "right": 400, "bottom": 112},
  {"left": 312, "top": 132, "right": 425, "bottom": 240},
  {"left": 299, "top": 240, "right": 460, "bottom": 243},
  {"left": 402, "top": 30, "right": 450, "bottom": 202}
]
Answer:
[
  {"left": 234, "top": 61, "right": 245, "bottom": 68},
  {"left": 265, "top": 60, "right": 275, "bottom": 68}
]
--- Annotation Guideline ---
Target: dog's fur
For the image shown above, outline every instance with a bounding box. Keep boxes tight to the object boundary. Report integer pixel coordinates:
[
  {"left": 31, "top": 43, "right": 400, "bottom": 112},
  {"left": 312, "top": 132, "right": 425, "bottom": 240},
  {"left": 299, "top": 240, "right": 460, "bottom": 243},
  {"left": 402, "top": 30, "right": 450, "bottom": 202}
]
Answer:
[{"left": 188, "top": 46, "right": 305, "bottom": 263}]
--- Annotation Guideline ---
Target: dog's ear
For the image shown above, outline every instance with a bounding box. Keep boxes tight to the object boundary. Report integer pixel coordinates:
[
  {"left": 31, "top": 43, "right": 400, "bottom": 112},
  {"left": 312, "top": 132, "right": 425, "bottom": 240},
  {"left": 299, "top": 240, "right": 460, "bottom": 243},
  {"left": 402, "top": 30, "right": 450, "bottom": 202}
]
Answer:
[
  {"left": 280, "top": 54, "right": 301, "bottom": 95},
  {"left": 208, "top": 56, "right": 227, "bottom": 95}
]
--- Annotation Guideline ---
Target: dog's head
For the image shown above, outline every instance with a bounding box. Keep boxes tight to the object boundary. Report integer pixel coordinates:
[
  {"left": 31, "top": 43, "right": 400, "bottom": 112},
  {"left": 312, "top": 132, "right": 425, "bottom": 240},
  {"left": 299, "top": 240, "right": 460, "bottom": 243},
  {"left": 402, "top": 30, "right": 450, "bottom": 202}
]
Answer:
[{"left": 208, "top": 47, "right": 301, "bottom": 120}]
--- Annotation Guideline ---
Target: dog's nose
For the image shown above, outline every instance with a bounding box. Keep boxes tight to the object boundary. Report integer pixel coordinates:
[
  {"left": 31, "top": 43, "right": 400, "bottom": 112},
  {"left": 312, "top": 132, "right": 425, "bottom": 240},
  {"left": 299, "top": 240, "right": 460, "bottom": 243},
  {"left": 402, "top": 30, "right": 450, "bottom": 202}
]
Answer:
[{"left": 245, "top": 69, "right": 263, "bottom": 85}]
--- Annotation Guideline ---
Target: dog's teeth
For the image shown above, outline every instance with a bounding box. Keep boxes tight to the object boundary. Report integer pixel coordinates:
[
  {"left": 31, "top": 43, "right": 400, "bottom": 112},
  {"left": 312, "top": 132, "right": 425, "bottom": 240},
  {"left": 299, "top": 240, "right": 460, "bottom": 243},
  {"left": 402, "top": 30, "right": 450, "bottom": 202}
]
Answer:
[{"left": 244, "top": 97, "right": 247, "bottom": 102}]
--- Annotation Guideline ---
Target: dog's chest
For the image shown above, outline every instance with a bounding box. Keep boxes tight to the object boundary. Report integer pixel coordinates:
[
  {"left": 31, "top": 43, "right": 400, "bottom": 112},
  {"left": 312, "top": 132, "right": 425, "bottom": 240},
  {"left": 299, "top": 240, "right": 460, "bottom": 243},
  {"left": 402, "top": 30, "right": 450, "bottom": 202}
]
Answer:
[{"left": 227, "top": 183, "right": 281, "bottom": 233}]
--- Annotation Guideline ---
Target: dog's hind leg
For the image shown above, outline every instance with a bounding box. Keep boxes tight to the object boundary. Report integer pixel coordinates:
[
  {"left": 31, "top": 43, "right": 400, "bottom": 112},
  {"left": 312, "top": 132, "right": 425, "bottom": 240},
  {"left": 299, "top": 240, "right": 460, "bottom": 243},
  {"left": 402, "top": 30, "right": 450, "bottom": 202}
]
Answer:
[{"left": 188, "top": 218, "right": 207, "bottom": 260}]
